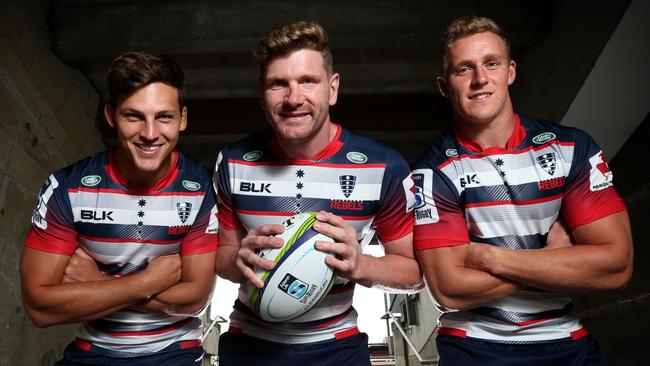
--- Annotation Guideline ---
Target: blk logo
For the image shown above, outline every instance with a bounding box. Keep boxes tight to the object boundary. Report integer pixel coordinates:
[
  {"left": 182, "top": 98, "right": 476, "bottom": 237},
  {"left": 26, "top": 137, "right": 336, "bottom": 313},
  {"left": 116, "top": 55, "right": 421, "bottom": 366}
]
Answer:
[
  {"left": 240, "top": 182, "right": 272, "bottom": 193},
  {"left": 81, "top": 210, "right": 114, "bottom": 221},
  {"left": 459, "top": 174, "right": 479, "bottom": 188}
]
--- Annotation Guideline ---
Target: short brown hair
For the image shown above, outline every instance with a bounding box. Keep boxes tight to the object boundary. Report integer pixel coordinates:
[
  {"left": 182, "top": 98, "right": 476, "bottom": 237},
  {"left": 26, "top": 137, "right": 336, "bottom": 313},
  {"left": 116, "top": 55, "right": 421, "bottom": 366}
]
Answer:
[
  {"left": 254, "top": 21, "right": 333, "bottom": 78},
  {"left": 440, "top": 16, "right": 510, "bottom": 75},
  {"left": 106, "top": 51, "right": 185, "bottom": 107}
]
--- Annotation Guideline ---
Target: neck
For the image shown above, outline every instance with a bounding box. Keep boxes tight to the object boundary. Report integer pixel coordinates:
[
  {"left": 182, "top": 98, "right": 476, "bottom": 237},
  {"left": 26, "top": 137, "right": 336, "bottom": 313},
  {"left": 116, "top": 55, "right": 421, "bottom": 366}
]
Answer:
[
  {"left": 454, "top": 108, "right": 515, "bottom": 149},
  {"left": 278, "top": 121, "right": 337, "bottom": 160}
]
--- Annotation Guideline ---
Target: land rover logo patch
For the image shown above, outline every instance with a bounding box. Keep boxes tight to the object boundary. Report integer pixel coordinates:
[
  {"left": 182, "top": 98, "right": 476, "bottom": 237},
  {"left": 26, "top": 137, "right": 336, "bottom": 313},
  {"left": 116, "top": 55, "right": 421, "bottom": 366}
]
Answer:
[
  {"left": 532, "top": 132, "right": 557, "bottom": 145},
  {"left": 81, "top": 175, "right": 101, "bottom": 187},
  {"left": 445, "top": 149, "right": 459, "bottom": 157},
  {"left": 182, "top": 180, "right": 200, "bottom": 191},
  {"left": 346, "top": 152, "right": 367, "bottom": 164},
  {"left": 243, "top": 150, "right": 263, "bottom": 162}
]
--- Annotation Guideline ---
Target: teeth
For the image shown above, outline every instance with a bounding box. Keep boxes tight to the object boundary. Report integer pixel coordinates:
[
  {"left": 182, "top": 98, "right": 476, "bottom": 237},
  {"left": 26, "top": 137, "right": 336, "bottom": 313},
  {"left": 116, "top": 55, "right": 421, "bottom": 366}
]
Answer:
[
  {"left": 138, "top": 145, "right": 159, "bottom": 151},
  {"left": 472, "top": 93, "right": 491, "bottom": 100}
]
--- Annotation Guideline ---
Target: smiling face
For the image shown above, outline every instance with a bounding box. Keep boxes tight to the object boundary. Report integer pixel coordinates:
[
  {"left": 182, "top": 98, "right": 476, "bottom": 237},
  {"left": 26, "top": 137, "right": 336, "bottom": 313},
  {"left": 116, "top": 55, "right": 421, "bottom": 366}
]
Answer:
[
  {"left": 258, "top": 48, "right": 339, "bottom": 156},
  {"left": 105, "top": 82, "right": 187, "bottom": 187},
  {"left": 437, "top": 31, "right": 516, "bottom": 127}
]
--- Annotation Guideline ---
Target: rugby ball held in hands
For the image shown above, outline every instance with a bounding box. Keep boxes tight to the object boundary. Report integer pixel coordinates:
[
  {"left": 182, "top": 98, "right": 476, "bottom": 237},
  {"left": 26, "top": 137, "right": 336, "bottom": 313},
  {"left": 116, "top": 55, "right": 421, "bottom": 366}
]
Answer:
[{"left": 248, "top": 212, "right": 336, "bottom": 322}]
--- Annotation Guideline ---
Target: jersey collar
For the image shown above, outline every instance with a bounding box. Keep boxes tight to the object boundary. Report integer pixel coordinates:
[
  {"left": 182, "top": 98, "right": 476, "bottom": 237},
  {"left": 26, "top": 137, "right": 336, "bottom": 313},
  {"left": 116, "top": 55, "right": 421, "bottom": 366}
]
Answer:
[
  {"left": 454, "top": 113, "right": 525, "bottom": 153},
  {"left": 269, "top": 123, "right": 344, "bottom": 161},
  {"left": 106, "top": 149, "right": 179, "bottom": 193}
]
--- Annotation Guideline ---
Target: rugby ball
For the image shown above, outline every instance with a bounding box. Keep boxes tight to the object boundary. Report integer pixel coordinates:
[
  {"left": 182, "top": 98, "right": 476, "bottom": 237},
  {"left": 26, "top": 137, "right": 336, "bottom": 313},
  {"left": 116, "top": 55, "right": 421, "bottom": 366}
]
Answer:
[{"left": 248, "top": 212, "right": 336, "bottom": 322}]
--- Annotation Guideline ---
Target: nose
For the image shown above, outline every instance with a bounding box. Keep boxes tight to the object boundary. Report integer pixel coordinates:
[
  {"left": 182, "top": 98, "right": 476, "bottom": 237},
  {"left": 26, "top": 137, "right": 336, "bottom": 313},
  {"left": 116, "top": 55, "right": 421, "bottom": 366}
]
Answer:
[
  {"left": 284, "top": 83, "right": 304, "bottom": 107},
  {"left": 140, "top": 118, "right": 158, "bottom": 141},
  {"left": 471, "top": 67, "right": 488, "bottom": 88}
]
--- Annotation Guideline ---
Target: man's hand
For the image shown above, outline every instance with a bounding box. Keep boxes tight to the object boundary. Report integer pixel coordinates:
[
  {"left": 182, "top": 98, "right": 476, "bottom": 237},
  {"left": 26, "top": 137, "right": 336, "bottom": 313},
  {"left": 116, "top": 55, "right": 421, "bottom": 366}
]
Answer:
[
  {"left": 238, "top": 224, "right": 285, "bottom": 288},
  {"left": 63, "top": 248, "right": 106, "bottom": 283},
  {"left": 142, "top": 254, "right": 182, "bottom": 295},
  {"left": 312, "top": 211, "right": 363, "bottom": 281},
  {"left": 545, "top": 219, "right": 573, "bottom": 250}
]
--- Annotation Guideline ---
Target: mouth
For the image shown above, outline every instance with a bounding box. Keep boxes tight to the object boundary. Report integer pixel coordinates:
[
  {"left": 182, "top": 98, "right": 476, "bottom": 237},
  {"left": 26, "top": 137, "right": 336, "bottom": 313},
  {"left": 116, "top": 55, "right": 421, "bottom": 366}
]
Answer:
[
  {"left": 469, "top": 92, "right": 493, "bottom": 101},
  {"left": 279, "top": 111, "right": 311, "bottom": 121},
  {"left": 134, "top": 143, "right": 162, "bottom": 153}
]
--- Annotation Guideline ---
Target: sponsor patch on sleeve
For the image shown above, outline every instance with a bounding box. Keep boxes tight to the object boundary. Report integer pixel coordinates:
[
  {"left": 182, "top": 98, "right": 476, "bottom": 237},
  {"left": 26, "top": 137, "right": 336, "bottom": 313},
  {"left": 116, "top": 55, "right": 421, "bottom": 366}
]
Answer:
[
  {"left": 402, "top": 175, "right": 416, "bottom": 212},
  {"left": 588, "top": 150, "right": 614, "bottom": 191},
  {"left": 412, "top": 169, "right": 439, "bottom": 225},
  {"left": 206, "top": 204, "right": 219, "bottom": 234}
]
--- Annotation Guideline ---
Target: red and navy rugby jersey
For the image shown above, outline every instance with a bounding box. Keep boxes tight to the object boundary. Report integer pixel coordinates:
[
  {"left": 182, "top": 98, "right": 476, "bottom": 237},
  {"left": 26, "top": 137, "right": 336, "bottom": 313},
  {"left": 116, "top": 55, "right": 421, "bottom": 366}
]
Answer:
[
  {"left": 412, "top": 114, "right": 626, "bottom": 343},
  {"left": 214, "top": 124, "right": 415, "bottom": 344},
  {"left": 25, "top": 150, "right": 218, "bottom": 357}
]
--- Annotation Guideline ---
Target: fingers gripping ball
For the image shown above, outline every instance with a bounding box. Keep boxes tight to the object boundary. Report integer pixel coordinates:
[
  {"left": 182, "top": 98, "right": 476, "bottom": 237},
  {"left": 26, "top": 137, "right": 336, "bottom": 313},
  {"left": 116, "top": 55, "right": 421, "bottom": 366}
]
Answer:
[{"left": 248, "top": 212, "right": 336, "bottom": 322}]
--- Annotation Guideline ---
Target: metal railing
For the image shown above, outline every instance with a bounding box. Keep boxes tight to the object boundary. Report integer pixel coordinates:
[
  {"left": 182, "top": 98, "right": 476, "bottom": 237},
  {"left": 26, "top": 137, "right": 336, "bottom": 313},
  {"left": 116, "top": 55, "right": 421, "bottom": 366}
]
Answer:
[{"left": 383, "top": 312, "right": 438, "bottom": 365}]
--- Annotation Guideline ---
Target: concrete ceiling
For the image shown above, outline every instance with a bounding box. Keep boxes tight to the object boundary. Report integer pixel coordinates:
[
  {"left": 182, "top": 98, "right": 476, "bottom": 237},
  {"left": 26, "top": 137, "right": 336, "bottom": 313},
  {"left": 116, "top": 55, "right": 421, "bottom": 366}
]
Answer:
[{"left": 49, "top": 0, "right": 631, "bottom": 165}]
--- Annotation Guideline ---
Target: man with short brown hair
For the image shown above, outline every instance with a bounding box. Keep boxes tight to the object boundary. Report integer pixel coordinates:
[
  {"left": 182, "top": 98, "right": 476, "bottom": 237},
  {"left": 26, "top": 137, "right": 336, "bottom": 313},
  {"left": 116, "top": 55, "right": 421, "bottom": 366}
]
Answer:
[
  {"left": 413, "top": 16, "right": 632, "bottom": 365},
  {"left": 214, "top": 21, "right": 421, "bottom": 365}
]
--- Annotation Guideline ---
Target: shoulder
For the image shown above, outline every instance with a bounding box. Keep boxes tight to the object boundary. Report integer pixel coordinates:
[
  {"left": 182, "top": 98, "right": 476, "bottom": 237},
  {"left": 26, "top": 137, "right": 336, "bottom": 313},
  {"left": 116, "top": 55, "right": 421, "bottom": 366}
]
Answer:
[
  {"left": 48, "top": 151, "right": 109, "bottom": 189},
  {"left": 413, "top": 130, "right": 457, "bottom": 170},
  {"left": 219, "top": 130, "right": 274, "bottom": 162},
  {"left": 339, "top": 128, "right": 406, "bottom": 166},
  {"left": 176, "top": 151, "right": 212, "bottom": 190},
  {"left": 518, "top": 114, "right": 591, "bottom": 145}
]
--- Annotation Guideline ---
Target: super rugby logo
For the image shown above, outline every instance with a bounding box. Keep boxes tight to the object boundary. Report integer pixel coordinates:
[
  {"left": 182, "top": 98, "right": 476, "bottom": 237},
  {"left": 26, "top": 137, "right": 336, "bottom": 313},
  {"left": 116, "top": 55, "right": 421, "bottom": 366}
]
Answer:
[
  {"left": 338, "top": 175, "right": 357, "bottom": 198},
  {"left": 536, "top": 152, "right": 556, "bottom": 175},
  {"left": 411, "top": 169, "right": 439, "bottom": 225},
  {"left": 176, "top": 202, "right": 192, "bottom": 223},
  {"left": 412, "top": 173, "right": 426, "bottom": 209},
  {"left": 278, "top": 273, "right": 309, "bottom": 299}
]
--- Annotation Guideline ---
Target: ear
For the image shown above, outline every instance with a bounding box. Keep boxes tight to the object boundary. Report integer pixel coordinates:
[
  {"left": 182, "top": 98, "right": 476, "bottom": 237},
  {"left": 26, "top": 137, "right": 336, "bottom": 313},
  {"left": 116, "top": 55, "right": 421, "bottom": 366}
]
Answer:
[
  {"left": 328, "top": 72, "right": 340, "bottom": 106},
  {"left": 507, "top": 59, "right": 517, "bottom": 85},
  {"left": 180, "top": 106, "right": 188, "bottom": 132},
  {"left": 104, "top": 104, "right": 116, "bottom": 128},
  {"left": 436, "top": 76, "right": 449, "bottom": 97}
]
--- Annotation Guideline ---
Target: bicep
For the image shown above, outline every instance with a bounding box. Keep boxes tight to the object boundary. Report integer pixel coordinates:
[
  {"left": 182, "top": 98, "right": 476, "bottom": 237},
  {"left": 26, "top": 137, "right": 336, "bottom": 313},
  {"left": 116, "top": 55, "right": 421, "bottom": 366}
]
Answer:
[
  {"left": 571, "top": 210, "right": 632, "bottom": 265},
  {"left": 383, "top": 233, "right": 415, "bottom": 258},
  {"left": 20, "top": 247, "right": 70, "bottom": 300}
]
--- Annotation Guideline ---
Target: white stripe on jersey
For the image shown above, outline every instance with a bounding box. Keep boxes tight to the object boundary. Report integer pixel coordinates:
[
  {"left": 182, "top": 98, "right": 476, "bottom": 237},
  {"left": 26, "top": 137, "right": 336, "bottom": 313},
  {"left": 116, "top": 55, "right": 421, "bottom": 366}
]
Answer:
[
  {"left": 466, "top": 198, "right": 562, "bottom": 238},
  {"left": 481, "top": 290, "right": 572, "bottom": 314},
  {"left": 440, "top": 144, "right": 574, "bottom": 192},
  {"left": 80, "top": 239, "right": 179, "bottom": 266}
]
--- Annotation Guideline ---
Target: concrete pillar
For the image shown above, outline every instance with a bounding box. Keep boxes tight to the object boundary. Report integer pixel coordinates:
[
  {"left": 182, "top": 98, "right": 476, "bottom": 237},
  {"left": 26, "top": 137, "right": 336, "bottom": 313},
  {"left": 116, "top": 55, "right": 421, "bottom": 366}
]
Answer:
[{"left": 0, "top": 0, "right": 104, "bottom": 364}]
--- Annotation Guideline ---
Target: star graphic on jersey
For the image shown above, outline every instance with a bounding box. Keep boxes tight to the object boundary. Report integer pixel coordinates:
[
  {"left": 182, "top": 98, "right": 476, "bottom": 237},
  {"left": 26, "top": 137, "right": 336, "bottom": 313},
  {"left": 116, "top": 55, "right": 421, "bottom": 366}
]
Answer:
[
  {"left": 500, "top": 171, "right": 507, "bottom": 177},
  {"left": 296, "top": 169, "right": 305, "bottom": 178},
  {"left": 138, "top": 199, "right": 147, "bottom": 207},
  {"left": 296, "top": 182, "right": 303, "bottom": 190},
  {"left": 138, "top": 221, "right": 143, "bottom": 226},
  {"left": 495, "top": 158, "right": 504, "bottom": 167},
  {"left": 138, "top": 211, "right": 145, "bottom": 218},
  {"left": 296, "top": 193, "right": 302, "bottom": 199}
]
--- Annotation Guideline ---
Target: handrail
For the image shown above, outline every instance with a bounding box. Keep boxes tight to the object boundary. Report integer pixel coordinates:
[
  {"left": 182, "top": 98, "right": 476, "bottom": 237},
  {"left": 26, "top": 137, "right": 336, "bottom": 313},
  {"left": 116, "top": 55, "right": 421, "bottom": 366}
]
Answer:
[
  {"left": 383, "top": 311, "right": 438, "bottom": 365},
  {"left": 201, "top": 315, "right": 228, "bottom": 342}
]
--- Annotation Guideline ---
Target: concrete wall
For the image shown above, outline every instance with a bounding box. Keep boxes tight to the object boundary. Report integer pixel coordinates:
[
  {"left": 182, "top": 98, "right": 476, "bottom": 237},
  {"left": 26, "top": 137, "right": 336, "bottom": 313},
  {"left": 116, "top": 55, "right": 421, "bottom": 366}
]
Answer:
[{"left": 0, "top": 0, "right": 104, "bottom": 364}]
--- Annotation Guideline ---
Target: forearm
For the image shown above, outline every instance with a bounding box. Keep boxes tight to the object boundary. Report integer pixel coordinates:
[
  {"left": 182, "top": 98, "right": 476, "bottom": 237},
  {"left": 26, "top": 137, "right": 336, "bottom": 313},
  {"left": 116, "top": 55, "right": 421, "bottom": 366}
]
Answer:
[
  {"left": 214, "top": 246, "right": 245, "bottom": 284},
  {"left": 479, "top": 244, "right": 632, "bottom": 293},
  {"left": 352, "top": 254, "right": 421, "bottom": 289},
  {"left": 23, "top": 273, "right": 157, "bottom": 327},
  {"left": 134, "top": 276, "right": 215, "bottom": 315}
]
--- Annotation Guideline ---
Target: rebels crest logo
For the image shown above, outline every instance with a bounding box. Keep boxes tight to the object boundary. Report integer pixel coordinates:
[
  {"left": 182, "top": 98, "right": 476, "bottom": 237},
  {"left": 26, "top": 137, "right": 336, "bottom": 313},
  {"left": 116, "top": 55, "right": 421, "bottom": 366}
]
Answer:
[
  {"left": 176, "top": 202, "right": 192, "bottom": 223},
  {"left": 536, "top": 152, "right": 556, "bottom": 175},
  {"left": 338, "top": 175, "right": 357, "bottom": 198}
]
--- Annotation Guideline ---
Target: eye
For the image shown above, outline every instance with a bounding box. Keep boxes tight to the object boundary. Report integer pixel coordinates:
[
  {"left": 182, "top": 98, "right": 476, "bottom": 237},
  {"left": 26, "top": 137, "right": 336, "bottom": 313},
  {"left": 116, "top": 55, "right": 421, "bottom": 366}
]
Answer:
[
  {"left": 456, "top": 66, "right": 471, "bottom": 76},
  {"left": 124, "top": 113, "right": 143, "bottom": 122},
  {"left": 158, "top": 114, "right": 174, "bottom": 123},
  {"left": 268, "top": 80, "right": 287, "bottom": 90},
  {"left": 486, "top": 61, "right": 499, "bottom": 69}
]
